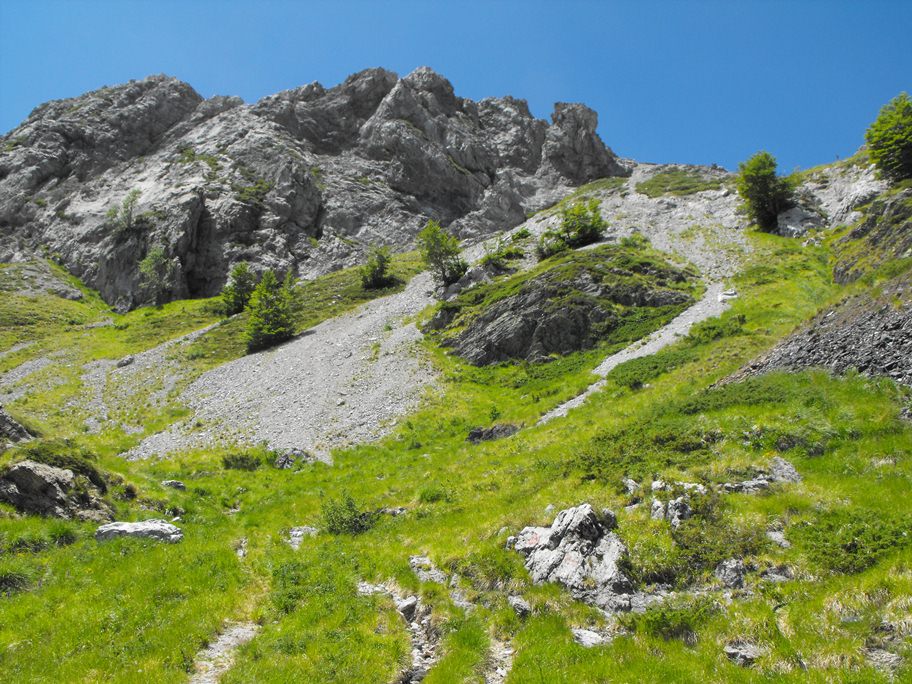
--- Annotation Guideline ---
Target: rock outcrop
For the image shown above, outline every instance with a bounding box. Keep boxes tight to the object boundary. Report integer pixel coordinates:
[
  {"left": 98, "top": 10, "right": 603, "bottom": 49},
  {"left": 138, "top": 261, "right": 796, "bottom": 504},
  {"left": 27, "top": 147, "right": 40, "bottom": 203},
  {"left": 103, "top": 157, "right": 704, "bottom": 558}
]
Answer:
[
  {"left": 0, "top": 405, "right": 31, "bottom": 445},
  {"left": 511, "top": 504, "right": 636, "bottom": 612},
  {"left": 0, "top": 69, "right": 626, "bottom": 309},
  {"left": 0, "top": 459, "right": 111, "bottom": 521},
  {"left": 441, "top": 248, "right": 694, "bottom": 365},
  {"left": 95, "top": 519, "right": 183, "bottom": 543},
  {"left": 732, "top": 275, "right": 912, "bottom": 388}
]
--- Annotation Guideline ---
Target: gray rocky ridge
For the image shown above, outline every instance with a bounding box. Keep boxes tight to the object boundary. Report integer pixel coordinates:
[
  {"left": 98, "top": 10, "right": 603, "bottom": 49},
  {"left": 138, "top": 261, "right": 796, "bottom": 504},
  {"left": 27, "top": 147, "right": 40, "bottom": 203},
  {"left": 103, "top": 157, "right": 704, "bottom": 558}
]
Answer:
[{"left": 0, "top": 68, "right": 626, "bottom": 310}]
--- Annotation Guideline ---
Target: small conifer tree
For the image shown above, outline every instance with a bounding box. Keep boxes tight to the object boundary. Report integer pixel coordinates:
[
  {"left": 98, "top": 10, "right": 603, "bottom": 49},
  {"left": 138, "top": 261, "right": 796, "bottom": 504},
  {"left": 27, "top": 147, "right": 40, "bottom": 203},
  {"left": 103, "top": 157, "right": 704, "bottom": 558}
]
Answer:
[
  {"left": 221, "top": 262, "right": 258, "bottom": 316},
  {"left": 245, "top": 269, "right": 295, "bottom": 352},
  {"left": 736, "top": 151, "right": 795, "bottom": 231}
]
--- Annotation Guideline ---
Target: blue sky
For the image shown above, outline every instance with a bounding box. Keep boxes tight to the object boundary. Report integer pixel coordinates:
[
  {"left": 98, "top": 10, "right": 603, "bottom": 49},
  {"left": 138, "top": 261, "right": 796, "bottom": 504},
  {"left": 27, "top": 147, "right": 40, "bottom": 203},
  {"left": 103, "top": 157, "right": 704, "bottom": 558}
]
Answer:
[{"left": 1, "top": 0, "right": 909, "bottom": 171}]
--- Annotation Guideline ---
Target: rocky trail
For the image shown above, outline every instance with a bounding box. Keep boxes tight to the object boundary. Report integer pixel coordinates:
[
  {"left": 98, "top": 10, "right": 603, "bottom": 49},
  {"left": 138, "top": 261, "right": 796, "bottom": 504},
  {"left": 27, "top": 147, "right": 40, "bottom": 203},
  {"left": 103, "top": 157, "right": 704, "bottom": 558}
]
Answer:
[
  {"left": 188, "top": 621, "right": 260, "bottom": 684},
  {"left": 128, "top": 273, "right": 438, "bottom": 461},
  {"left": 539, "top": 283, "right": 732, "bottom": 424}
]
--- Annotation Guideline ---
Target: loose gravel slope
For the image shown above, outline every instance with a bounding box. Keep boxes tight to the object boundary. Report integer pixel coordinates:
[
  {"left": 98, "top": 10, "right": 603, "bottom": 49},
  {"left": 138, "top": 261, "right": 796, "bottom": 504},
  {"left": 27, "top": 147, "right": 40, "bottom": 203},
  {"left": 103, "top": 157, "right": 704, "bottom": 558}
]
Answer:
[{"left": 129, "top": 273, "right": 437, "bottom": 461}]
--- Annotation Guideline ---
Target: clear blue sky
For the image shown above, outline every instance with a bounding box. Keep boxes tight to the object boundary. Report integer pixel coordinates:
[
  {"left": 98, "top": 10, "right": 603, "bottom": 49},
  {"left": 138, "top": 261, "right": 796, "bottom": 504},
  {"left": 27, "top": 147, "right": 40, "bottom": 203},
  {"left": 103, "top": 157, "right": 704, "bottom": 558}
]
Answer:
[{"left": 1, "top": 0, "right": 909, "bottom": 171}]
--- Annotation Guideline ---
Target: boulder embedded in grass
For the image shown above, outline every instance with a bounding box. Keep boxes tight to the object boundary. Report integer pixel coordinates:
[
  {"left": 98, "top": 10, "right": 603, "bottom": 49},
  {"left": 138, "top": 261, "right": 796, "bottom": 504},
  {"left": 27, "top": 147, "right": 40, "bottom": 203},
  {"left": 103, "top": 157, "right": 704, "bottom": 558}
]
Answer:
[{"left": 95, "top": 519, "right": 183, "bottom": 543}]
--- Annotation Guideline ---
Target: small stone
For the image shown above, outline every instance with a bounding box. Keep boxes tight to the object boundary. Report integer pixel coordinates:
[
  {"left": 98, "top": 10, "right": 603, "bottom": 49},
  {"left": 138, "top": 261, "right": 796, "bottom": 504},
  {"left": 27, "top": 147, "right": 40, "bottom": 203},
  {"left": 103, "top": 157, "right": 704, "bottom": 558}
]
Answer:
[
  {"left": 724, "top": 641, "right": 765, "bottom": 667},
  {"left": 622, "top": 478, "right": 639, "bottom": 495},
  {"left": 650, "top": 498, "right": 665, "bottom": 521},
  {"left": 715, "top": 558, "right": 746, "bottom": 589},
  {"left": 396, "top": 595, "right": 419, "bottom": 621},
  {"left": 769, "top": 457, "right": 801, "bottom": 484},
  {"left": 287, "top": 525, "right": 317, "bottom": 550},
  {"left": 116, "top": 356, "right": 134, "bottom": 368},
  {"left": 507, "top": 595, "right": 532, "bottom": 618},
  {"left": 161, "top": 479, "right": 185, "bottom": 490},
  {"left": 766, "top": 529, "right": 791, "bottom": 548},
  {"left": 572, "top": 628, "right": 608, "bottom": 648}
]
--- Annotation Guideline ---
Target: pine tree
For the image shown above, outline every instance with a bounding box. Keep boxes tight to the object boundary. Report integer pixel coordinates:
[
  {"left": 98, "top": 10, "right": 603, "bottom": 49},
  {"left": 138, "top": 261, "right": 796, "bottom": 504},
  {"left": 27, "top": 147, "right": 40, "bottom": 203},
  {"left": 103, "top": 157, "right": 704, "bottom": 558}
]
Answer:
[
  {"left": 244, "top": 269, "right": 295, "bottom": 352},
  {"left": 866, "top": 92, "right": 912, "bottom": 182},
  {"left": 736, "top": 151, "right": 795, "bottom": 231},
  {"left": 221, "top": 262, "right": 258, "bottom": 316}
]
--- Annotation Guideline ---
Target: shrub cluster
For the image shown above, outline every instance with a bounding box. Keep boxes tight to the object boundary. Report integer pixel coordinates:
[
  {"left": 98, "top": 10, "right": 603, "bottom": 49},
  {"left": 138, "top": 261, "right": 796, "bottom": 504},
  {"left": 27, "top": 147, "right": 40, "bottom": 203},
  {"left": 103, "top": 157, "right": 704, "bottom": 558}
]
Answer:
[
  {"left": 795, "top": 508, "right": 911, "bottom": 574},
  {"left": 221, "top": 452, "right": 262, "bottom": 471},
  {"left": 360, "top": 246, "right": 396, "bottom": 289},
  {"left": 320, "top": 492, "right": 376, "bottom": 535},
  {"left": 417, "top": 220, "right": 468, "bottom": 286},
  {"left": 536, "top": 199, "right": 605, "bottom": 260}
]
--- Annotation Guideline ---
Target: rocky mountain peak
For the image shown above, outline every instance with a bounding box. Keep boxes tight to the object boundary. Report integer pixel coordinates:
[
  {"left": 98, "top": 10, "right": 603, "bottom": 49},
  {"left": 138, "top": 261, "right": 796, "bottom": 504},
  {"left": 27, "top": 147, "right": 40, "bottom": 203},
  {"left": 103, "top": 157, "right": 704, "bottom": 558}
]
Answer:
[{"left": 1, "top": 68, "right": 627, "bottom": 309}]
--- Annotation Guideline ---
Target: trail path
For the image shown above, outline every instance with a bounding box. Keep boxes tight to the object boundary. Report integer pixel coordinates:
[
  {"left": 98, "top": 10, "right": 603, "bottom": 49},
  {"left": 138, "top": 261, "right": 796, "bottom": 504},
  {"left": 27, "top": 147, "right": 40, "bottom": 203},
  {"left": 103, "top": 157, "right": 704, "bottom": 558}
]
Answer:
[{"left": 188, "top": 621, "right": 259, "bottom": 684}]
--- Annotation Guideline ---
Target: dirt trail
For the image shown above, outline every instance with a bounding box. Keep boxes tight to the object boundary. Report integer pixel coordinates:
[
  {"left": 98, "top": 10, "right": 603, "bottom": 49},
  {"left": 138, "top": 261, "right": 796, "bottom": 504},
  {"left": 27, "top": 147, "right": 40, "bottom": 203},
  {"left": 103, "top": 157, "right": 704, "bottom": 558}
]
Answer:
[{"left": 188, "top": 621, "right": 259, "bottom": 684}]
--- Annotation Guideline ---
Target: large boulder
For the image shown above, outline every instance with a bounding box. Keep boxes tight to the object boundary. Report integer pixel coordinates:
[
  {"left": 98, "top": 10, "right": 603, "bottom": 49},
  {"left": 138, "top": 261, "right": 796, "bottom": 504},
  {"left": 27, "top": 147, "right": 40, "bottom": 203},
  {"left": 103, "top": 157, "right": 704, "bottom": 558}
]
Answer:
[
  {"left": 95, "top": 519, "right": 183, "bottom": 543},
  {"left": 0, "top": 459, "right": 111, "bottom": 521},
  {"left": 512, "top": 503, "right": 634, "bottom": 611}
]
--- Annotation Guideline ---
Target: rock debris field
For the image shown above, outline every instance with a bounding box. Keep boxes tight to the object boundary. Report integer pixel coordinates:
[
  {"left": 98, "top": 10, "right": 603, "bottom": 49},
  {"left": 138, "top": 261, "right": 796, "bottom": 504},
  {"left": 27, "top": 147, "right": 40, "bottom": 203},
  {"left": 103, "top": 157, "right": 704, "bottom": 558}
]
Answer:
[{"left": 129, "top": 273, "right": 438, "bottom": 461}]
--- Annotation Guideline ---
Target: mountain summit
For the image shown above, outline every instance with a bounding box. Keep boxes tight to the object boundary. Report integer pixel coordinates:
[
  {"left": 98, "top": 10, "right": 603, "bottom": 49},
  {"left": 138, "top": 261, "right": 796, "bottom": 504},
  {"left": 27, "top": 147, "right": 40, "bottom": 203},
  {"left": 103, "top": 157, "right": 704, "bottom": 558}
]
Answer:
[{"left": 0, "top": 68, "right": 626, "bottom": 309}]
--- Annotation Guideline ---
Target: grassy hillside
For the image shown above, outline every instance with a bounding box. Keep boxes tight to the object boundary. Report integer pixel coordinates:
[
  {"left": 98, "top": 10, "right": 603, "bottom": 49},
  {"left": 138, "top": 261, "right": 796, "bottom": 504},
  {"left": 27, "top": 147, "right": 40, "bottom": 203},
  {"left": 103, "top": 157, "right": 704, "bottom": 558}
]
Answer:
[{"left": 1, "top": 221, "right": 911, "bottom": 682}]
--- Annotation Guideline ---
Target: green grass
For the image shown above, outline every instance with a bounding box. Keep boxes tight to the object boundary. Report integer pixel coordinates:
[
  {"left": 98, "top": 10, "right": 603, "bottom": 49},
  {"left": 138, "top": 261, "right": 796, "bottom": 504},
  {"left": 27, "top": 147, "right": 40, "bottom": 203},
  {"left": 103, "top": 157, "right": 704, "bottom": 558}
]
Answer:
[
  {"left": 0, "top": 230, "right": 911, "bottom": 682},
  {"left": 635, "top": 169, "right": 725, "bottom": 198}
]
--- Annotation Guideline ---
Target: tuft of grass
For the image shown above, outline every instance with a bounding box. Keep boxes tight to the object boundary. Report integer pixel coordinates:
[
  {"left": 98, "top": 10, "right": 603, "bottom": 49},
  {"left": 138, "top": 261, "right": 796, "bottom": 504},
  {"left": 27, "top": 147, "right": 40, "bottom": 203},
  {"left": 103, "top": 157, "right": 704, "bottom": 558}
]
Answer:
[{"left": 636, "top": 169, "right": 724, "bottom": 198}]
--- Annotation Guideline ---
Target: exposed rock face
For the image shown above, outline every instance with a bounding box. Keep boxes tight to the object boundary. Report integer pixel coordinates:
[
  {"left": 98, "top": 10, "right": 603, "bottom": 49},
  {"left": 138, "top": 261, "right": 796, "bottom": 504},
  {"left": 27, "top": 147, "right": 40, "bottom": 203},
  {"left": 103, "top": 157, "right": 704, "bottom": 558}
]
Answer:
[
  {"left": 512, "top": 504, "right": 635, "bottom": 612},
  {"left": 732, "top": 276, "right": 912, "bottom": 388},
  {"left": 833, "top": 188, "right": 912, "bottom": 284},
  {"left": 0, "top": 459, "right": 111, "bottom": 521},
  {"left": 0, "top": 405, "right": 32, "bottom": 444},
  {"left": 466, "top": 423, "right": 520, "bottom": 444},
  {"left": 0, "top": 69, "right": 626, "bottom": 309},
  {"left": 95, "top": 519, "right": 183, "bottom": 543},
  {"left": 442, "top": 249, "right": 694, "bottom": 365}
]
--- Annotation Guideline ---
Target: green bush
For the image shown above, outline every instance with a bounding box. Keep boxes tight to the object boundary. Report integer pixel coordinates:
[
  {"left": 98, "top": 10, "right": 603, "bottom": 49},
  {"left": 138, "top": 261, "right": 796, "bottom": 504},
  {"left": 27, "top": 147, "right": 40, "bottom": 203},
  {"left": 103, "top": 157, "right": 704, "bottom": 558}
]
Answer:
[
  {"left": 418, "top": 485, "right": 450, "bottom": 503},
  {"left": 576, "top": 416, "right": 722, "bottom": 481},
  {"left": 320, "top": 492, "right": 376, "bottom": 535},
  {"left": 536, "top": 199, "right": 605, "bottom": 259},
  {"left": 417, "top": 220, "right": 468, "bottom": 286},
  {"left": 620, "top": 596, "right": 718, "bottom": 643},
  {"left": 221, "top": 262, "right": 258, "bottom": 316},
  {"left": 480, "top": 239, "right": 524, "bottom": 269},
  {"left": 736, "top": 151, "right": 795, "bottom": 231},
  {"left": 245, "top": 269, "right": 295, "bottom": 352},
  {"left": 0, "top": 558, "right": 34, "bottom": 596},
  {"left": 221, "top": 452, "right": 261, "bottom": 471},
  {"left": 685, "top": 313, "right": 745, "bottom": 344},
  {"left": 865, "top": 92, "right": 912, "bottom": 181},
  {"left": 607, "top": 347, "right": 698, "bottom": 389},
  {"left": 795, "top": 508, "right": 911, "bottom": 574},
  {"left": 106, "top": 189, "right": 142, "bottom": 236},
  {"left": 360, "top": 246, "right": 396, "bottom": 289},
  {"left": 138, "top": 244, "right": 175, "bottom": 306}
]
